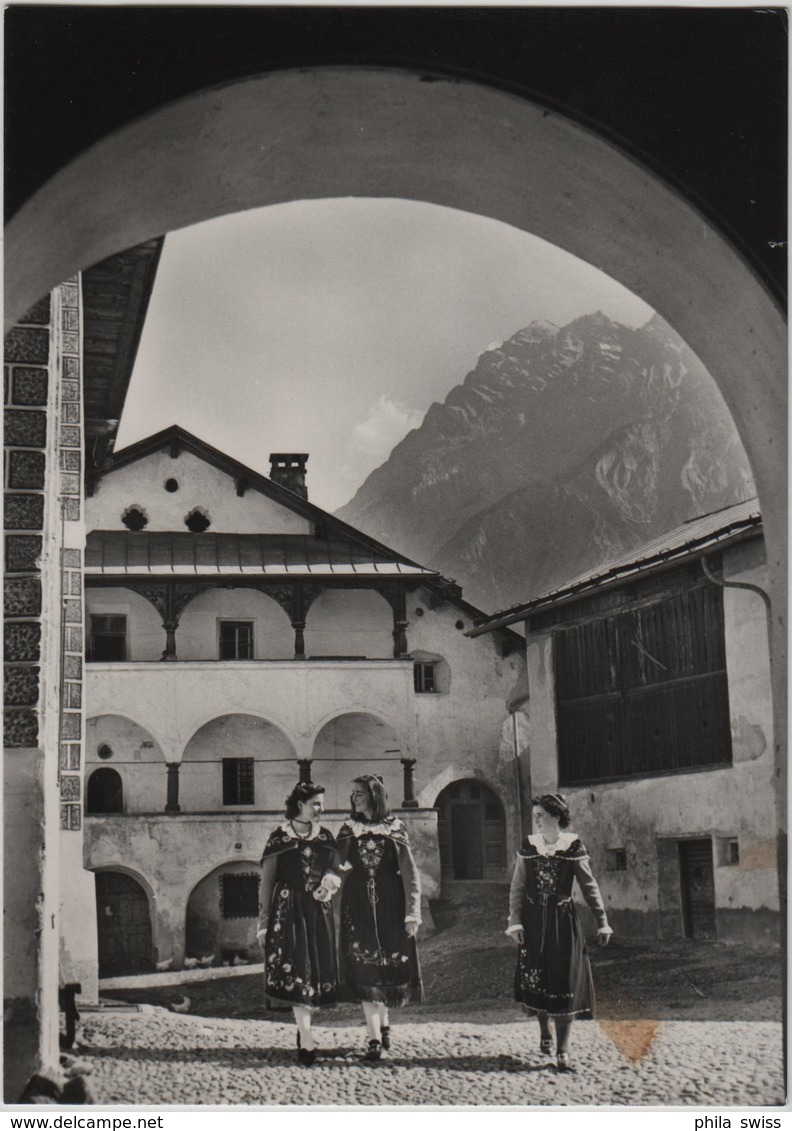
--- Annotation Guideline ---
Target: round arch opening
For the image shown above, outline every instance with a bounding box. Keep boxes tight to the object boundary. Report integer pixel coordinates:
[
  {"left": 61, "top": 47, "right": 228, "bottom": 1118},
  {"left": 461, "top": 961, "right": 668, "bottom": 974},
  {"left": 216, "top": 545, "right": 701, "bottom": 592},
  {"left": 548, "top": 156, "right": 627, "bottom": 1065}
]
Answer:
[
  {"left": 8, "top": 63, "right": 784, "bottom": 809},
  {"left": 86, "top": 767, "right": 124, "bottom": 814},
  {"left": 185, "top": 861, "right": 261, "bottom": 965},
  {"left": 311, "top": 712, "right": 403, "bottom": 811}
]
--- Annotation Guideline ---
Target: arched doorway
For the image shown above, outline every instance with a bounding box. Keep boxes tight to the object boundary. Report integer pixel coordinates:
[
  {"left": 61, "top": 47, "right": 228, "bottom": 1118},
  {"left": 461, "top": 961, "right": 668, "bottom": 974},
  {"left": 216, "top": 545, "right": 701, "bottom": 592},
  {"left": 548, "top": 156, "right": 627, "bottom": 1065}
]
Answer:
[
  {"left": 95, "top": 872, "right": 152, "bottom": 976},
  {"left": 86, "top": 768, "right": 123, "bottom": 814},
  {"left": 435, "top": 780, "right": 506, "bottom": 880}
]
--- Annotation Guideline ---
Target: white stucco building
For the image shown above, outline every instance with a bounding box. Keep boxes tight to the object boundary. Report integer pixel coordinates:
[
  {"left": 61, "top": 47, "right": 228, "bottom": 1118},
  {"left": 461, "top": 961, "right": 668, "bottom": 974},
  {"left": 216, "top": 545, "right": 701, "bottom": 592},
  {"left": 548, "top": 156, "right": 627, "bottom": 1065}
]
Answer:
[
  {"left": 470, "top": 500, "right": 779, "bottom": 946},
  {"left": 83, "top": 427, "right": 526, "bottom": 974}
]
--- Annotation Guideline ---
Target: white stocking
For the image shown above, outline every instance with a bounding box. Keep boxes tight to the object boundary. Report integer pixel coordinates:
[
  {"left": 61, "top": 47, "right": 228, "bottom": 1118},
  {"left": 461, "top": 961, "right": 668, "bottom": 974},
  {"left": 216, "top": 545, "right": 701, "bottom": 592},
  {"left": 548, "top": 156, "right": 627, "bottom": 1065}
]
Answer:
[
  {"left": 292, "top": 1004, "right": 316, "bottom": 1051},
  {"left": 362, "top": 1000, "right": 383, "bottom": 1042},
  {"left": 379, "top": 1003, "right": 390, "bottom": 1031}
]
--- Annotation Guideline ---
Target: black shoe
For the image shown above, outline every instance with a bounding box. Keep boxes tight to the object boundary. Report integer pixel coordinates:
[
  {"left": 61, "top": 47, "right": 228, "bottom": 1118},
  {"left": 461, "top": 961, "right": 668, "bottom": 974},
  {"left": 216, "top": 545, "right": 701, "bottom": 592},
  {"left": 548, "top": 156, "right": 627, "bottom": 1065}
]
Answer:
[
  {"left": 539, "top": 1037, "right": 553, "bottom": 1056},
  {"left": 363, "top": 1039, "right": 382, "bottom": 1062},
  {"left": 297, "top": 1045, "right": 316, "bottom": 1066},
  {"left": 380, "top": 1027, "right": 391, "bottom": 1051}
]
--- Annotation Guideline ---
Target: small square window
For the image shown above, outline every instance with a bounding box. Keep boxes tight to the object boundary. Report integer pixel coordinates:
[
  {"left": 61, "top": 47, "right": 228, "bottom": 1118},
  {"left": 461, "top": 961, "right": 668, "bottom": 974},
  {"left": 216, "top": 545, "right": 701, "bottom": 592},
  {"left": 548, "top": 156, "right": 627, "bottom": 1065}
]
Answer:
[
  {"left": 605, "top": 848, "right": 627, "bottom": 871},
  {"left": 221, "top": 873, "right": 260, "bottom": 919},
  {"left": 219, "top": 621, "right": 254, "bottom": 660},
  {"left": 89, "top": 615, "right": 127, "bottom": 661},
  {"left": 222, "top": 758, "right": 255, "bottom": 805},
  {"left": 414, "top": 662, "right": 436, "bottom": 693}
]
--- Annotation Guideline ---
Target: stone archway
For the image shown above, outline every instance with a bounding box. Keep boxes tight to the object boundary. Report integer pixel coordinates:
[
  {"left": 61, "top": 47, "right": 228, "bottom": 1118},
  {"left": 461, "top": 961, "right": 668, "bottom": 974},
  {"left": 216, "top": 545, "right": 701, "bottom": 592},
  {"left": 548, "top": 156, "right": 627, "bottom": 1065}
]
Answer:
[
  {"left": 435, "top": 779, "right": 507, "bottom": 880},
  {"left": 185, "top": 861, "right": 261, "bottom": 964},
  {"left": 6, "top": 69, "right": 784, "bottom": 762},
  {"left": 5, "top": 59, "right": 784, "bottom": 1101}
]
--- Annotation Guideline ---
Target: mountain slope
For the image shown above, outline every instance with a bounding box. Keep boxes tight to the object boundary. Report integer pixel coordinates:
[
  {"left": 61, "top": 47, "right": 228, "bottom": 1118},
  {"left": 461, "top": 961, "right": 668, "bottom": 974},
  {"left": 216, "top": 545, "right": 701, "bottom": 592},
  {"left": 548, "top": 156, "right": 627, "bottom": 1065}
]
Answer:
[{"left": 336, "top": 313, "right": 754, "bottom": 612}]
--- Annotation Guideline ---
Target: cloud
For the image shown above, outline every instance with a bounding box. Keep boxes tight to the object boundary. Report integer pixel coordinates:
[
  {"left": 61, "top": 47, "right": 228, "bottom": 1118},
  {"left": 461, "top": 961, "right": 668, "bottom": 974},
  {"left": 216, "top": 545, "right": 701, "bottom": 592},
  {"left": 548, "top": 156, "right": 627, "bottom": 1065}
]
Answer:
[{"left": 350, "top": 395, "right": 424, "bottom": 459}]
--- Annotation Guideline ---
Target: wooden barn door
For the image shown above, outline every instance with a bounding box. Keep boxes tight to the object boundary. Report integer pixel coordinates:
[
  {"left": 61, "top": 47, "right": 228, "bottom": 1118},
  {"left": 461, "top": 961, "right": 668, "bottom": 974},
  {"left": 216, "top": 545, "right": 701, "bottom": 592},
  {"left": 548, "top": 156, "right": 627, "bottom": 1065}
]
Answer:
[
  {"left": 678, "top": 839, "right": 716, "bottom": 939},
  {"left": 95, "top": 872, "right": 152, "bottom": 976}
]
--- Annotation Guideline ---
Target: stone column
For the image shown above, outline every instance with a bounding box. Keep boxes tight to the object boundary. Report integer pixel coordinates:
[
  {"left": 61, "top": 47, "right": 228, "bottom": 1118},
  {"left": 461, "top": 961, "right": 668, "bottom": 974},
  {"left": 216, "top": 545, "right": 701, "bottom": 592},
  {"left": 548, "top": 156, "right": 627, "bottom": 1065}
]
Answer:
[
  {"left": 401, "top": 757, "right": 418, "bottom": 808},
  {"left": 165, "top": 763, "right": 181, "bottom": 812},
  {"left": 391, "top": 587, "right": 408, "bottom": 658},
  {"left": 161, "top": 582, "right": 178, "bottom": 661}
]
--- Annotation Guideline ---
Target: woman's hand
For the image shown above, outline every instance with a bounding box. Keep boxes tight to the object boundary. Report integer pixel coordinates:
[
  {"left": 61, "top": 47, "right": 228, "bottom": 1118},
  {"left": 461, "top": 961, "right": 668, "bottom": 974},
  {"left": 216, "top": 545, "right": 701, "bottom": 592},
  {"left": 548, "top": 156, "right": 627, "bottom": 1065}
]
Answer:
[
  {"left": 405, "top": 920, "right": 419, "bottom": 939},
  {"left": 597, "top": 927, "right": 613, "bottom": 947},
  {"left": 513, "top": 929, "right": 524, "bottom": 945},
  {"left": 256, "top": 927, "right": 267, "bottom": 949}
]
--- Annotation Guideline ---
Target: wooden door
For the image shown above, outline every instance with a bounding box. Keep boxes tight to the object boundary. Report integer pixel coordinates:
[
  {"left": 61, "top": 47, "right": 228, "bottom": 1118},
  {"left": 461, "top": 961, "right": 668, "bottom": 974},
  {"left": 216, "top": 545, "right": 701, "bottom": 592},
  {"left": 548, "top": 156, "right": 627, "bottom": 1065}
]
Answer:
[
  {"left": 451, "top": 801, "right": 483, "bottom": 879},
  {"left": 678, "top": 839, "right": 716, "bottom": 939},
  {"left": 436, "top": 780, "right": 507, "bottom": 879},
  {"left": 95, "top": 872, "right": 152, "bottom": 976}
]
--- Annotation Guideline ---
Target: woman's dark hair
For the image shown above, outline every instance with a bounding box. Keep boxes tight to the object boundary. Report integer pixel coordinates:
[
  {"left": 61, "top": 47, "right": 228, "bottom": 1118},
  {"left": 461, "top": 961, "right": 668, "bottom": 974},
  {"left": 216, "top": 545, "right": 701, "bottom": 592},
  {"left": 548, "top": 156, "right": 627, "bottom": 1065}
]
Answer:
[
  {"left": 532, "top": 793, "right": 571, "bottom": 828},
  {"left": 350, "top": 774, "right": 389, "bottom": 823},
  {"left": 285, "top": 781, "right": 325, "bottom": 820}
]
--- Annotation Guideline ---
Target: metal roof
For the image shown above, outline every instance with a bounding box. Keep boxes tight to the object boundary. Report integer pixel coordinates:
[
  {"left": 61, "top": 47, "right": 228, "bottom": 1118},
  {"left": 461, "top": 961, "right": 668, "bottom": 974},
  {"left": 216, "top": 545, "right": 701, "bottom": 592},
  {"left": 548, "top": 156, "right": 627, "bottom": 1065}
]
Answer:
[
  {"left": 85, "top": 531, "right": 438, "bottom": 577},
  {"left": 468, "top": 498, "right": 762, "bottom": 635}
]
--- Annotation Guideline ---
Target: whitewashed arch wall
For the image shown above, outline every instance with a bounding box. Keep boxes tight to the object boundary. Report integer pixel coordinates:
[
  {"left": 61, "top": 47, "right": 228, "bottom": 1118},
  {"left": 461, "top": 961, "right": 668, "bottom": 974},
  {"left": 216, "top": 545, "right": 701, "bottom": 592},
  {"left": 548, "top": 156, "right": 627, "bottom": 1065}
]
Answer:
[{"left": 7, "top": 63, "right": 784, "bottom": 819}]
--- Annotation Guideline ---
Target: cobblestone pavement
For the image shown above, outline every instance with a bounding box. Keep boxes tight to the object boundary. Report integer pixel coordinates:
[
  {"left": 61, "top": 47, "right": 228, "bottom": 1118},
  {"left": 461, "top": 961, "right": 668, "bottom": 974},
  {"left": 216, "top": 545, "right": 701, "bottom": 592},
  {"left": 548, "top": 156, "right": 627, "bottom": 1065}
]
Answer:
[{"left": 76, "top": 1007, "right": 784, "bottom": 1107}]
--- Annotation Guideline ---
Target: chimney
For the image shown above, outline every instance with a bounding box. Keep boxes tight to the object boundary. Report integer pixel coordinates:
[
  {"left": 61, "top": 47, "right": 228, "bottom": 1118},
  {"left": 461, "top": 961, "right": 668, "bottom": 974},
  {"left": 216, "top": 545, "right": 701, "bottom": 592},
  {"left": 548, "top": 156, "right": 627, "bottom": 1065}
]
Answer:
[{"left": 269, "top": 453, "right": 309, "bottom": 499}]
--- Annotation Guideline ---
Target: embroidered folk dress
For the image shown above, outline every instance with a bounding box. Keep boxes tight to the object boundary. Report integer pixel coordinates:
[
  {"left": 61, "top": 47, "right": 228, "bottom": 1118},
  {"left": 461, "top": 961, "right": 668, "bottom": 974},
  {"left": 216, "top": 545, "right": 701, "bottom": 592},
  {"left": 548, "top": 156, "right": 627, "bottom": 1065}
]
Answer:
[
  {"left": 337, "top": 816, "right": 424, "bottom": 1007},
  {"left": 507, "top": 832, "right": 609, "bottom": 1018},
  {"left": 258, "top": 822, "right": 341, "bottom": 1008}
]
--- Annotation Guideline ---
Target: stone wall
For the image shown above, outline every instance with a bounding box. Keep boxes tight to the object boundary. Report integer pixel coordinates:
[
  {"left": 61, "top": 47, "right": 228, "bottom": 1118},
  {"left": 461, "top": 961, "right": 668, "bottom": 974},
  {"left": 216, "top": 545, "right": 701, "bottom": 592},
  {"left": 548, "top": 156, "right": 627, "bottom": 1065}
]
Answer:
[
  {"left": 86, "top": 808, "right": 440, "bottom": 969},
  {"left": 4, "top": 293, "right": 60, "bottom": 1100}
]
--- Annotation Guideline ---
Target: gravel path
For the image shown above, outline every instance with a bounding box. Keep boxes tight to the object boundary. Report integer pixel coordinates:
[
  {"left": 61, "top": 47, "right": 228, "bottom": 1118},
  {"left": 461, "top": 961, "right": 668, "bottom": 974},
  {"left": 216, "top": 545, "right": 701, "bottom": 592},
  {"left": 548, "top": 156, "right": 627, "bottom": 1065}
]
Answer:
[{"left": 76, "top": 1007, "right": 784, "bottom": 1107}]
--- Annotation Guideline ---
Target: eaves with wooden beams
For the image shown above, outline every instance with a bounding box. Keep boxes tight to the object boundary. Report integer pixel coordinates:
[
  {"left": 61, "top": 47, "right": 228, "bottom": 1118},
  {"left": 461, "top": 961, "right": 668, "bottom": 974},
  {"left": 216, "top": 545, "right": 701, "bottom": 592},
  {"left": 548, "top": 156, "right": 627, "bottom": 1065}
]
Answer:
[{"left": 467, "top": 498, "right": 762, "bottom": 637}]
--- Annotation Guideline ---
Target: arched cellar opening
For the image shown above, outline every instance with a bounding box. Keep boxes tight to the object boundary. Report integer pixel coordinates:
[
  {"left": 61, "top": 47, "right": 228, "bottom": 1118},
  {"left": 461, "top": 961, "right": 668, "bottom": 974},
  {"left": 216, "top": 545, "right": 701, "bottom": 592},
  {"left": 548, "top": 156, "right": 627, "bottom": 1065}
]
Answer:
[
  {"left": 185, "top": 861, "right": 261, "bottom": 965},
  {"left": 94, "top": 871, "right": 152, "bottom": 976},
  {"left": 435, "top": 779, "right": 506, "bottom": 880}
]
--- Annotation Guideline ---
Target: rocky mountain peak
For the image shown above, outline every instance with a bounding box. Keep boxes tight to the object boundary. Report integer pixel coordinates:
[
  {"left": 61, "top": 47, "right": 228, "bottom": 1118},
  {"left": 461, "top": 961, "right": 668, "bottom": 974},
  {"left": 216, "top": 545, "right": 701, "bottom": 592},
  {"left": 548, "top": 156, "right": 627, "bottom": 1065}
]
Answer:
[{"left": 336, "top": 312, "right": 753, "bottom": 611}]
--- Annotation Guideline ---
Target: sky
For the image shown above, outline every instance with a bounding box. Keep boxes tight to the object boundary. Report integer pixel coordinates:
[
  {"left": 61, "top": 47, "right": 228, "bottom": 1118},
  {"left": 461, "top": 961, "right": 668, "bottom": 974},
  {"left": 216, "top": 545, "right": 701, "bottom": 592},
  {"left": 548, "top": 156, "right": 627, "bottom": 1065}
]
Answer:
[{"left": 118, "top": 198, "right": 654, "bottom": 512}]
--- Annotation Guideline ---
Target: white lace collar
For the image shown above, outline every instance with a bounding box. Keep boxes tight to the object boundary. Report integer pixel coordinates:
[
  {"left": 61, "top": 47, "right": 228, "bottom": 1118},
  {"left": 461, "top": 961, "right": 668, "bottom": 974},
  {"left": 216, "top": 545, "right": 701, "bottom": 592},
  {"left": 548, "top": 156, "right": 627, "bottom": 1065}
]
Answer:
[
  {"left": 345, "top": 816, "right": 404, "bottom": 838},
  {"left": 527, "top": 831, "right": 577, "bottom": 857},
  {"left": 279, "top": 820, "right": 321, "bottom": 840}
]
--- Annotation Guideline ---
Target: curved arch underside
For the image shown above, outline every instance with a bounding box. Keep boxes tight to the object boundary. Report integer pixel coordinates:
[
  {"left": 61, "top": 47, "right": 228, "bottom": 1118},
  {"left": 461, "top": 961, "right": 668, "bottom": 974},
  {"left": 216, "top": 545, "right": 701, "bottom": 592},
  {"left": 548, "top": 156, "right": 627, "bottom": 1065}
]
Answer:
[{"left": 5, "top": 64, "right": 786, "bottom": 765}]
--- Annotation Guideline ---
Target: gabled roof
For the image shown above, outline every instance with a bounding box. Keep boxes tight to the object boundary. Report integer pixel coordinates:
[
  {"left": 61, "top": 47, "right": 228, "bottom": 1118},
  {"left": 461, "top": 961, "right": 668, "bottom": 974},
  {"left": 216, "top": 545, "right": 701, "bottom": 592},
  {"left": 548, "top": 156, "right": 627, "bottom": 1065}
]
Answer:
[
  {"left": 87, "top": 425, "right": 522, "bottom": 642},
  {"left": 468, "top": 498, "right": 762, "bottom": 636}
]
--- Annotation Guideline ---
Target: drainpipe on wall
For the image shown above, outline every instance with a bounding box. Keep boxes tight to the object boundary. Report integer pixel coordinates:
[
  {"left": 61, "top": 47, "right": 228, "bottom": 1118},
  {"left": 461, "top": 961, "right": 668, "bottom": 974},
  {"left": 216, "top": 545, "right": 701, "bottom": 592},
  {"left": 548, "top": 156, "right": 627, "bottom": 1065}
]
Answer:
[
  {"left": 511, "top": 710, "right": 528, "bottom": 840},
  {"left": 700, "top": 554, "right": 771, "bottom": 627},
  {"left": 701, "top": 550, "right": 784, "bottom": 1082}
]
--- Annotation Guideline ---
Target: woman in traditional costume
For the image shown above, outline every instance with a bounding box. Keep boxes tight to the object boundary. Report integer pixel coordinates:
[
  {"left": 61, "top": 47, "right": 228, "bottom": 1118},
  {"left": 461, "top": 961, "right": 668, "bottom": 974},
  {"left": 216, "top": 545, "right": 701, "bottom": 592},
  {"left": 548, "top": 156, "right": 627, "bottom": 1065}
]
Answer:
[
  {"left": 506, "top": 793, "right": 612, "bottom": 1071},
  {"left": 257, "top": 781, "right": 341, "bottom": 1065},
  {"left": 337, "top": 774, "right": 423, "bottom": 1061}
]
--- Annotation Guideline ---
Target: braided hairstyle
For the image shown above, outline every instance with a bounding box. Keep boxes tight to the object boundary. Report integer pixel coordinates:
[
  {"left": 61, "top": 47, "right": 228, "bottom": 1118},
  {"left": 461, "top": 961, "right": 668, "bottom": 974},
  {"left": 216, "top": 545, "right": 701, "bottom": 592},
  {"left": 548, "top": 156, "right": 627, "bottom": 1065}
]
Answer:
[
  {"left": 532, "top": 793, "right": 571, "bottom": 828},
  {"left": 285, "top": 781, "right": 325, "bottom": 819}
]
